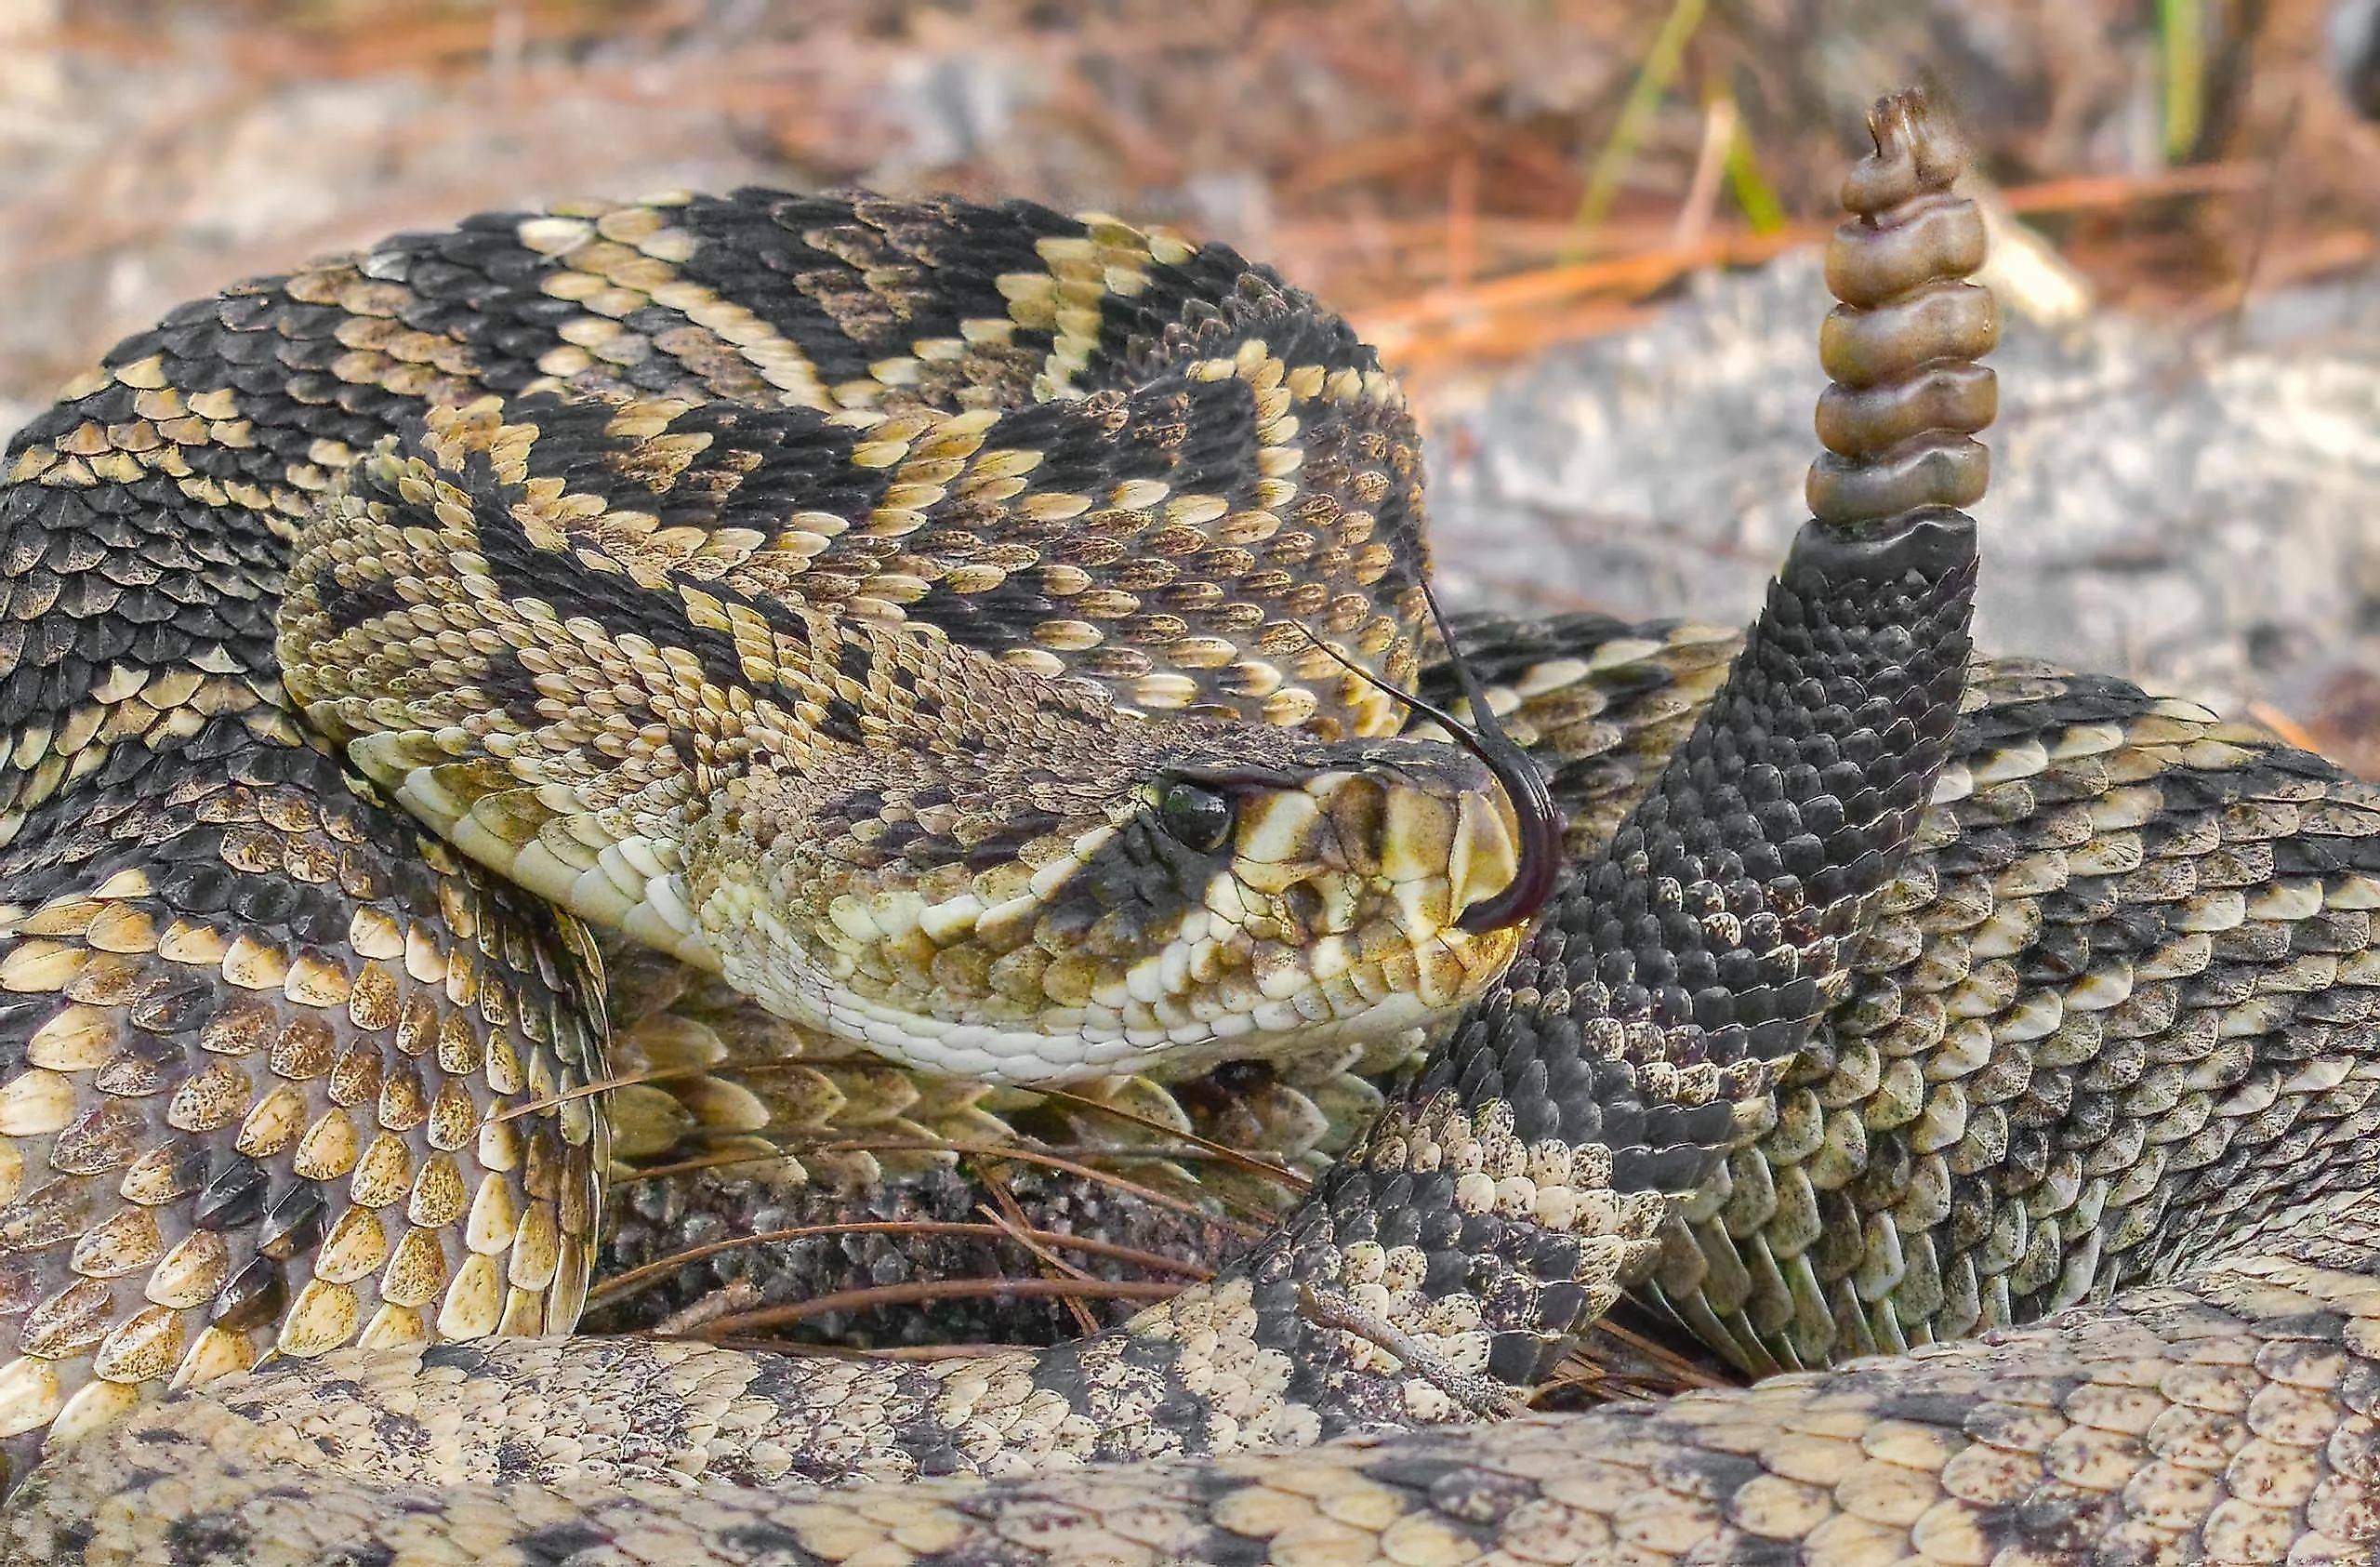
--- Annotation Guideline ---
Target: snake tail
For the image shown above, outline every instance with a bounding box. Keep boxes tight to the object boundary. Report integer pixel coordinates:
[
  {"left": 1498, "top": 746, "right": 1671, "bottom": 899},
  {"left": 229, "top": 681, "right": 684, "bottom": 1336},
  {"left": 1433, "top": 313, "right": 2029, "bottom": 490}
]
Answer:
[{"left": 1806, "top": 89, "right": 1997, "bottom": 530}]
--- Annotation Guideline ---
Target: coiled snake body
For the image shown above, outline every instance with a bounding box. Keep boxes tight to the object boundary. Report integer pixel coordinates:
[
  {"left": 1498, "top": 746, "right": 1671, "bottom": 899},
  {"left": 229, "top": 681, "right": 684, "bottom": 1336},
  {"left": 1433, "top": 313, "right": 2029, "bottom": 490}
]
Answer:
[{"left": 7, "top": 91, "right": 2380, "bottom": 1566}]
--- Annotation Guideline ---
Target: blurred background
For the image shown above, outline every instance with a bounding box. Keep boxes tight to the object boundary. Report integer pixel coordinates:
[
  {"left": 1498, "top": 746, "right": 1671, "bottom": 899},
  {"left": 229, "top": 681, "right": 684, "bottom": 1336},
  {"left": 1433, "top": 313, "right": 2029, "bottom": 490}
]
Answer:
[{"left": 5, "top": 0, "right": 2378, "bottom": 764}]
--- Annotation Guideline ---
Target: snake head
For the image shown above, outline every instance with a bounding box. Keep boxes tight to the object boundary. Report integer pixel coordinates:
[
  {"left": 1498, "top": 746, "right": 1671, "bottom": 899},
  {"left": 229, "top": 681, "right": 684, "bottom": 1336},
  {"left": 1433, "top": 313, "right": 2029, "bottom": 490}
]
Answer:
[
  {"left": 285, "top": 404, "right": 1550, "bottom": 1089},
  {"left": 681, "top": 716, "right": 1534, "bottom": 1084}
]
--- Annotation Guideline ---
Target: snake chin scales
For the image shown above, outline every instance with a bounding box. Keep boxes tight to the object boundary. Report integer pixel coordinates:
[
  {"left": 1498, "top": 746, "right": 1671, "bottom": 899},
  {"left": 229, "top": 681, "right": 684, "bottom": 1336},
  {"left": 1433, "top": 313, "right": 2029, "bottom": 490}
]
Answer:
[{"left": 283, "top": 404, "right": 1528, "bottom": 1085}]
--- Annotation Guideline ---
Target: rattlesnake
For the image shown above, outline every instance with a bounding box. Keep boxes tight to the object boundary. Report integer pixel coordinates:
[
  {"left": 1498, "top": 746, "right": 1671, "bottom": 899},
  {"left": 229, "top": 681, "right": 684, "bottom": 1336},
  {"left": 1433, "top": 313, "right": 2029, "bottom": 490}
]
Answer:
[{"left": 5, "top": 89, "right": 2380, "bottom": 1567}]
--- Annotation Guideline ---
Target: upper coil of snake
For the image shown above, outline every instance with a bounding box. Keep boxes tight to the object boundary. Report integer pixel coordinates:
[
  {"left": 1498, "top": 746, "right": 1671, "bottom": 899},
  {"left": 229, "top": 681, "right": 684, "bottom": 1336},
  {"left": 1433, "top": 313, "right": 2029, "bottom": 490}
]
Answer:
[{"left": 276, "top": 211, "right": 1548, "bottom": 1086}]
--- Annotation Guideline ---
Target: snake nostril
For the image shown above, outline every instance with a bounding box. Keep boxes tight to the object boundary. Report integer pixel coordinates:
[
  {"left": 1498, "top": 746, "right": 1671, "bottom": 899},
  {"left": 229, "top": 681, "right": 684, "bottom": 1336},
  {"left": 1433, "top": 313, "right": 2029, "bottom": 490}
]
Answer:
[{"left": 1320, "top": 776, "right": 1388, "bottom": 877}]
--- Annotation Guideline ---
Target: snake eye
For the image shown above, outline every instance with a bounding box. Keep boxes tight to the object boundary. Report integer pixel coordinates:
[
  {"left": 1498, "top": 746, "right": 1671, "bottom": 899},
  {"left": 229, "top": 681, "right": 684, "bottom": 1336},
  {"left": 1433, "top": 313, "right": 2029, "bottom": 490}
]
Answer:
[{"left": 1157, "top": 782, "right": 1236, "bottom": 854}]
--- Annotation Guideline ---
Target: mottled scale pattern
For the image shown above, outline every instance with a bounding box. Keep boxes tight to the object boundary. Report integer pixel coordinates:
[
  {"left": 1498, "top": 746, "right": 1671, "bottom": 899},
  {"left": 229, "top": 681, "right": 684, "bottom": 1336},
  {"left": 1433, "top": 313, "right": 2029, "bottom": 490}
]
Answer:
[
  {"left": 14, "top": 85, "right": 2380, "bottom": 1567},
  {"left": 1645, "top": 657, "right": 2380, "bottom": 1378},
  {"left": 271, "top": 386, "right": 1532, "bottom": 1085},
  {"left": 0, "top": 181, "right": 1548, "bottom": 1494},
  {"left": 1412, "top": 617, "right": 2380, "bottom": 1388},
  {"left": 260, "top": 201, "right": 1543, "bottom": 1088},
  {"left": 30, "top": 1191, "right": 2380, "bottom": 1567},
  {"left": 0, "top": 706, "right": 608, "bottom": 1486},
  {"left": 587, "top": 626, "right": 2380, "bottom": 1379},
  {"left": 0, "top": 89, "right": 1990, "bottom": 1553},
  {"left": 0, "top": 365, "right": 1989, "bottom": 1564},
  {"left": 3, "top": 95, "right": 2001, "bottom": 1551}
]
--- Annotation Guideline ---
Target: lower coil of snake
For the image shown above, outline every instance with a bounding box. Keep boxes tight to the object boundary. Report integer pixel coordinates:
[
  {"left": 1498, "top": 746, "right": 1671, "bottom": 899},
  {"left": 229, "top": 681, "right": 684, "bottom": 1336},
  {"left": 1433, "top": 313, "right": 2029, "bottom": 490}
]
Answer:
[{"left": 5, "top": 86, "right": 2380, "bottom": 1566}]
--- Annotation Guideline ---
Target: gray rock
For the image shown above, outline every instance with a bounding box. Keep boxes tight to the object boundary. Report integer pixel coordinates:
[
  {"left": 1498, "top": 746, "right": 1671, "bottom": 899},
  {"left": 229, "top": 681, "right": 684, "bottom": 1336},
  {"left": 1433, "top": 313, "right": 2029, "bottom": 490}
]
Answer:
[{"left": 1434, "top": 251, "right": 2380, "bottom": 723}]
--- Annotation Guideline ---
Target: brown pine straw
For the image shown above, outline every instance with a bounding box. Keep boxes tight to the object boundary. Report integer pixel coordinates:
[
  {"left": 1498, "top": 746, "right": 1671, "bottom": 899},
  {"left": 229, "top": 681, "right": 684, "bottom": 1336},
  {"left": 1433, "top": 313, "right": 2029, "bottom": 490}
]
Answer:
[
  {"left": 2250, "top": 701, "right": 2327, "bottom": 754},
  {"left": 684, "top": 1277, "right": 1185, "bottom": 1339},
  {"left": 1360, "top": 158, "right": 2279, "bottom": 377},
  {"left": 588, "top": 1217, "right": 1212, "bottom": 1313},
  {"left": 1370, "top": 158, "right": 2268, "bottom": 327},
  {"left": 1032, "top": 1085, "right": 1316, "bottom": 1194},
  {"left": 622, "top": 1136, "right": 1274, "bottom": 1239},
  {"left": 591, "top": 1111, "right": 1728, "bottom": 1400},
  {"left": 1530, "top": 1318, "right": 1737, "bottom": 1403},
  {"left": 591, "top": 1102, "right": 1731, "bottom": 1401},
  {"left": 708, "top": 1339, "right": 1054, "bottom": 1361},
  {"left": 486, "top": 1061, "right": 719, "bottom": 1124},
  {"left": 972, "top": 1158, "right": 1101, "bottom": 1335}
]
